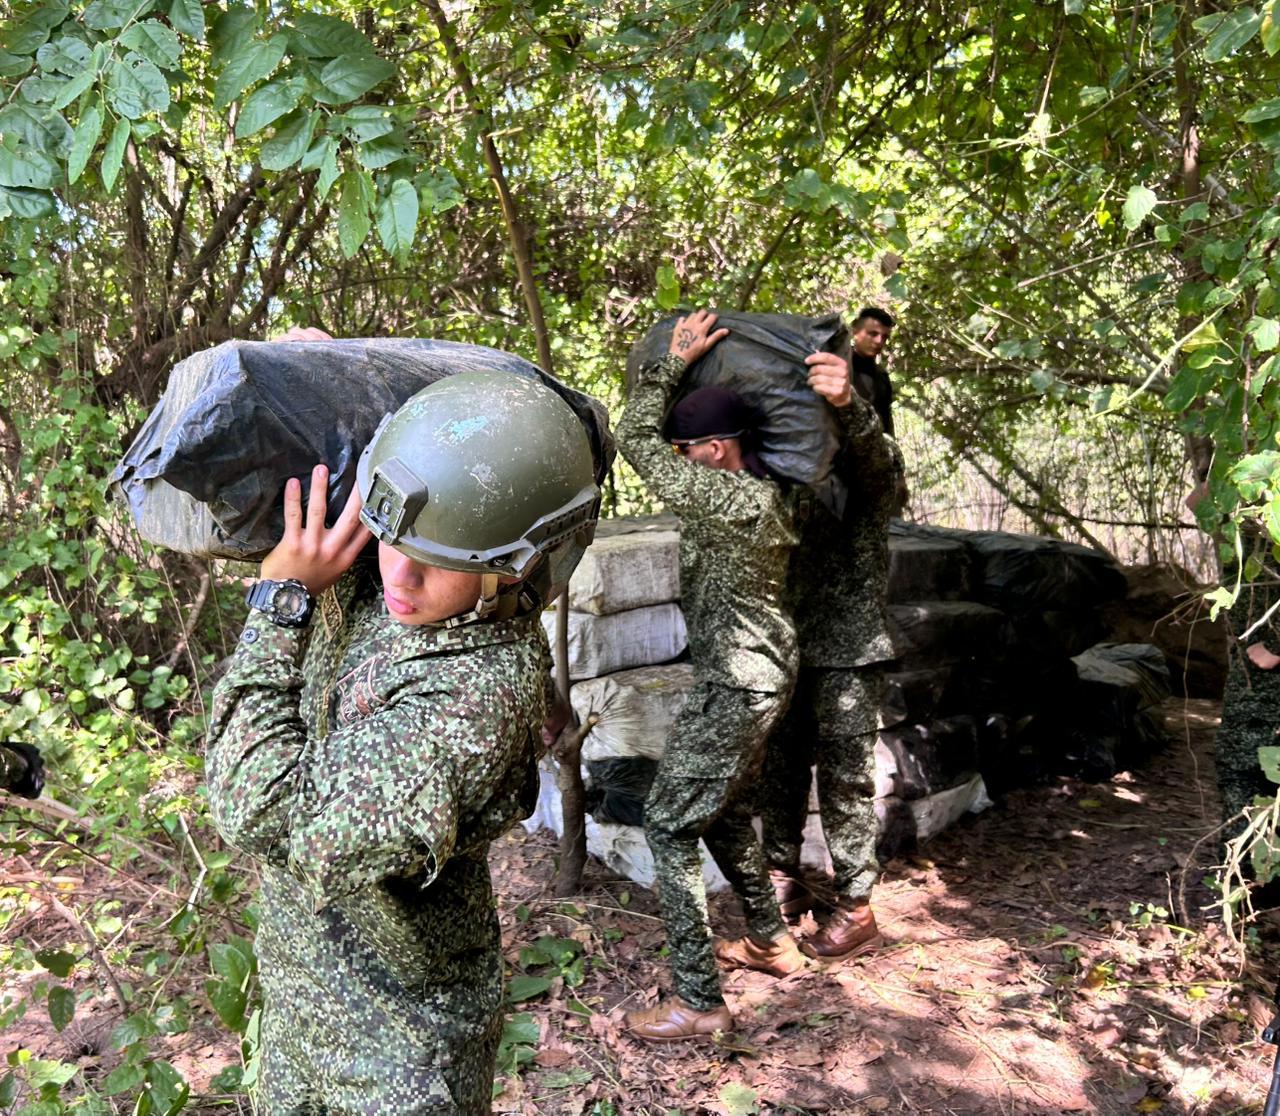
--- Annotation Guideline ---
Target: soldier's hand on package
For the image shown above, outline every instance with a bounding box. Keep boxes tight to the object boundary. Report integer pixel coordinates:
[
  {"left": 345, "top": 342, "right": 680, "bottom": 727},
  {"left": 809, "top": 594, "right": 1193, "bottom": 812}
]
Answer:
[
  {"left": 1248, "top": 642, "right": 1280, "bottom": 671},
  {"left": 805, "top": 351, "right": 852, "bottom": 407},
  {"left": 668, "top": 309, "right": 729, "bottom": 366},
  {"left": 275, "top": 326, "right": 333, "bottom": 342},
  {"left": 261, "top": 464, "right": 373, "bottom": 594}
]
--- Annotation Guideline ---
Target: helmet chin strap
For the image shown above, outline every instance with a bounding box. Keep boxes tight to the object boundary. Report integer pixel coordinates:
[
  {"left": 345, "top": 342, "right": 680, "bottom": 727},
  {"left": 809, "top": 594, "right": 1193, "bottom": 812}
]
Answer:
[{"left": 441, "top": 572, "right": 503, "bottom": 629}]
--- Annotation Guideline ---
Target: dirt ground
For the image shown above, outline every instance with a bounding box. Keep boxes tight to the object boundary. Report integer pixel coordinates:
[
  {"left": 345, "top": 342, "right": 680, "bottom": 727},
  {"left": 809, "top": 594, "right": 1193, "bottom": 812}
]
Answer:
[
  {"left": 5, "top": 698, "right": 1279, "bottom": 1114},
  {"left": 488, "top": 699, "right": 1276, "bottom": 1115}
]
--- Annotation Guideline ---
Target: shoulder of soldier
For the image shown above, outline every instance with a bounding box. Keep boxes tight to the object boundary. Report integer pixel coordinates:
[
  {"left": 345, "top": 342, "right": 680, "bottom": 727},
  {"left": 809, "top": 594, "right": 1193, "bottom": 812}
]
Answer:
[{"left": 683, "top": 468, "right": 787, "bottom": 527}]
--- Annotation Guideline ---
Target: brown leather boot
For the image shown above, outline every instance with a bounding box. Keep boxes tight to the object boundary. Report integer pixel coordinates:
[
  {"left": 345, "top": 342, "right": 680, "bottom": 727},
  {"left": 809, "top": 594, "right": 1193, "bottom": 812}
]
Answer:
[
  {"left": 715, "top": 932, "right": 808, "bottom": 977},
  {"left": 624, "top": 996, "right": 734, "bottom": 1042},
  {"left": 801, "top": 897, "right": 881, "bottom": 960},
  {"left": 769, "top": 868, "right": 815, "bottom": 919}
]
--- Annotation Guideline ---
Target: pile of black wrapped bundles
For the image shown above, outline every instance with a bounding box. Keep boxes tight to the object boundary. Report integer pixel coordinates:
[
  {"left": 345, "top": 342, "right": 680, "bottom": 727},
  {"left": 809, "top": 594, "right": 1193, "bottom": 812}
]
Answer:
[
  {"left": 529, "top": 515, "right": 1175, "bottom": 877},
  {"left": 878, "top": 521, "right": 1172, "bottom": 855}
]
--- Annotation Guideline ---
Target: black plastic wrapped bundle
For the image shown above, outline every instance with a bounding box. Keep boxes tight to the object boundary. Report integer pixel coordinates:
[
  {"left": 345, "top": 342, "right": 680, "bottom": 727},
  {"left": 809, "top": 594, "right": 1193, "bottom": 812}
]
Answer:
[
  {"left": 111, "top": 338, "right": 614, "bottom": 561},
  {"left": 626, "top": 311, "right": 851, "bottom": 515}
]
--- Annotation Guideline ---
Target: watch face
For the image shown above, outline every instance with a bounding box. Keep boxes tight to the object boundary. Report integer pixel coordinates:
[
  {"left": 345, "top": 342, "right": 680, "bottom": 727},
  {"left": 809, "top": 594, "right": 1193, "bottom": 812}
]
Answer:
[{"left": 273, "top": 583, "right": 308, "bottom": 618}]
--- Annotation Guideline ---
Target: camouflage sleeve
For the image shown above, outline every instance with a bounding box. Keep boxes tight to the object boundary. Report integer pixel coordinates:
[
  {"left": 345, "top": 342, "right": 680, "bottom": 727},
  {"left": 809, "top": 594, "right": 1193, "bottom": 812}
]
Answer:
[
  {"left": 616, "top": 353, "right": 766, "bottom": 525},
  {"left": 284, "top": 690, "right": 466, "bottom": 907},
  {"left": 834, "top": 393, "right": 897, "bottom": 486},
  {"left": 206, "top": 614, "right": 483, "bottom": 907},
  {"left": 205, "top": 612, "right": 309, "bottom": 868}
]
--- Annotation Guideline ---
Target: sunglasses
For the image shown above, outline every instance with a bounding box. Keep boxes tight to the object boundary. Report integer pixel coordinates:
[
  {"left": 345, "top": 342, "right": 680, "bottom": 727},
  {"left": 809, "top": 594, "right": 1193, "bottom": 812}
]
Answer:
[{"left": 671, "top": 430, "right": 744, "bottom": 455}]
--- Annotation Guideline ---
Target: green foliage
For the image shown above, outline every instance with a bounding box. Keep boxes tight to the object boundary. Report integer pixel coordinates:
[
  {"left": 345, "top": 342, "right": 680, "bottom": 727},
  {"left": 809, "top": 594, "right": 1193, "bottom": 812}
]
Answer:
[
  {"left": 493, "top": 1010, "right": 539, "bottom": 1097},
  {"left": 507, "top": 933, "right": 587, "bottom": 1002},
  {"left": 4, "top": 0, "right": 1280, "bottom": 1102},
  {"left": 0, "top": 1, "right": 416, "bottom": 264},
  {"left": 0, "top": 369, "right": 249, "bottom": 1110}
]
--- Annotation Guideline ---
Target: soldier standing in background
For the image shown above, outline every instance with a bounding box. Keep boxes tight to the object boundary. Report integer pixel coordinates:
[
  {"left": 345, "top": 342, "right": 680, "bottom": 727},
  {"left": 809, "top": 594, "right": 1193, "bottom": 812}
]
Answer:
[
  {"left": 0, "top": 740, "right": 43, "bottom": 798},
  {"left": 849, "top": 306, "right": 896, "bottom": 437},
  {"left": 1217, "top": 559, "right": 1280, "bottom": 836},
  {"left": 760, "top": 347, "right": 901, "bottom": 960},
  {"left": 205, "top": 370, "right": 600, "bottom": 1114},
  {"left": 616, "top": 309, "right": 810, "bottom": 1041},
  {"left": 849, "top": 305, "right": 909, "bottom": 514},
  {"left": 1187, "top": 477, "right": 1280, "bottom": 844}
]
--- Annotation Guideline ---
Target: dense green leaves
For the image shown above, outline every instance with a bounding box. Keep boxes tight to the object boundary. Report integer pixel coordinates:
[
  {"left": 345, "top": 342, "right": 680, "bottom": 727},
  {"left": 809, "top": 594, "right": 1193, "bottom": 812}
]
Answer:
[
  {"left": 167, "top": 0, "right": 204, "bottom": 41},
  {"left": 235, "top": 77, "right": 306, "bottom": 138},
  {"left": 67, "top": 101, "right": 102, "bottom": 183},
  {"left": 316, "top": 54, "right": 396, "bottom": 102},
  {"left": 1122, "top": 185, "right": 1159, "bottom": 231},
  {"left": 100, "top": 115, "right": 129, "bottom": 192},
  {"left": 290, "top": 11, "right": 375, "bottom": 58},
  {"left": 0, "top": 146, "right": 61, "bottom": 190},
  {"left": 118, "top": 20, "right": 181, "bottom": 69},
  {"left": 337, "top": 166, "right": 373, "bottom": 259},
  {"left": 260, "top": 109, "right": 316, "bottom": 171},
  {"left": 377, "top": 178, "right": 419, "bottom": 262},
  {"left": 1196, "top": 7, "right": 1262, "bottom": 62},
  {"left": 212, "top": 35, "right": 287, "bottom": 110},
  {"left": 34, "top": 949, "right": 77, "bottom": 978},
  {"left": 107, "top": 51, "right": 169, "bottom": 118},
  {"left": 47, "top": 986, "right": 76, "bottom": 1032}
]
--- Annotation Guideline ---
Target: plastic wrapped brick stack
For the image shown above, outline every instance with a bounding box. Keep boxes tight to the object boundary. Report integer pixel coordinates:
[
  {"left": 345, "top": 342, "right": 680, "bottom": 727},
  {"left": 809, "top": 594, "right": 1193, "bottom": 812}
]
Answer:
[
  {"left": 526, "top": 517, "right": 723, "bottom": 887},
  {"left": 874, "top": 521, "right": 1173, "bottom": 855},
  {"left": 525, "top": 515, "right": 1173, "bottom": 882}
]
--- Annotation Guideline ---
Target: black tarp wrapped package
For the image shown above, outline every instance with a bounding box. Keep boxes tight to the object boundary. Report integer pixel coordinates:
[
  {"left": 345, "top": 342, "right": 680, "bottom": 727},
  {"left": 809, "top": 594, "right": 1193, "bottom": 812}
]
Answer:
[
  {"left": 584, "top": 756, "right": 658, "bottom": 827},
  {"left": 111, "top": 338, "right": 615, "bottom": 562},
  {"left": 626, "top": 311, "right": 851, "bottom": 515},
  {"left": 897, "top": 522, "right": 1126, "bottom": 614}
]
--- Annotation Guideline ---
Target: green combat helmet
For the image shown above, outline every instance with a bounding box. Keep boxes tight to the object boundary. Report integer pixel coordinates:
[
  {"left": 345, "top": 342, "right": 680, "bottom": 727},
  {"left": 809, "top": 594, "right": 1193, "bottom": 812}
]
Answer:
[{"left": 357, "top": 369, "right": 601, "bottom": 620}]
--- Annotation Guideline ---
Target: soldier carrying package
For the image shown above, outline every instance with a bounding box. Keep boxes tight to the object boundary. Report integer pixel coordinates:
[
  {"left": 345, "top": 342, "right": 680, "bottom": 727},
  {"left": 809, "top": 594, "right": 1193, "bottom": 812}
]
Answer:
[
  {"left": 121, "top": 341, "right": 611, "bottom": 1115},
  {"left": 617, "top": 310, "right": 859, "bottom": 1042}
]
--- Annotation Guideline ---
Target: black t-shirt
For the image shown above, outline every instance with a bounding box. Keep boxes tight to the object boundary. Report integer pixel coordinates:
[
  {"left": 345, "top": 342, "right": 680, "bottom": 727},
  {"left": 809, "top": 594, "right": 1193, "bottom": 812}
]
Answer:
[{"left": 851, "top": 354, "right": 894, "bottom": 437}]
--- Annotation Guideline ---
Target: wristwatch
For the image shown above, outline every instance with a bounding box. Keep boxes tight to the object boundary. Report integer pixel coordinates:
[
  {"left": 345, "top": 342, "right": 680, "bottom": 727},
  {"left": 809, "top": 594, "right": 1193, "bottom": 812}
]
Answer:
[{"left": 245, "top": 579, "right": 315, "bottom": 628}]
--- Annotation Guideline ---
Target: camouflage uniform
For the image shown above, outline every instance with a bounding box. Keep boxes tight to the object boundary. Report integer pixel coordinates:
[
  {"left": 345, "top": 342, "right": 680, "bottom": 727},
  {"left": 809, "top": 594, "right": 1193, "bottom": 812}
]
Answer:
[
  {"left": 616, "top": 353, "right": 798, "bottom": 1012},
  {"left": 1218, "top": 542, "right": 1280, "bottom": 836},
  {"left": 206, "top": 564, "right": 548, "bottom": 1115},
  {"left": 760, "top": 393, "right": 898, "bottom": 900}
]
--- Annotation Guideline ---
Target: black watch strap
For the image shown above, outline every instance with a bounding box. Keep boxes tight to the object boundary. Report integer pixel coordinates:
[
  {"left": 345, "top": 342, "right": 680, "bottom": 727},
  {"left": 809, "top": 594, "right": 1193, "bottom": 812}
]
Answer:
[{"left": 245, "top": 579, "right": 315, "bottom": 628}]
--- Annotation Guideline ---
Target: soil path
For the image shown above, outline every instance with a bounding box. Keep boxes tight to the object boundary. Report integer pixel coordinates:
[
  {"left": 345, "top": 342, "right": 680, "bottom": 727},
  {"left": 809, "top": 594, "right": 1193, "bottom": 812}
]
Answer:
[{"left": 492, "top": 699, "right": 1274, "bottom": 1115}]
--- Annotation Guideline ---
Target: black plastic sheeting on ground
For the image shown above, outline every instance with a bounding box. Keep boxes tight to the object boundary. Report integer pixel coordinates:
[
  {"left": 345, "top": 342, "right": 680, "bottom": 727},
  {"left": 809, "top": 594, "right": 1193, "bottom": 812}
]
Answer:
[
  {"left": 111, "top": 338, "right": 615, "bottom": 560},
  {"left": 626, "top": 311, "right": 851, "bottom": 515},
  {"left": 878, "top": 716, "right": 981, "bottom": 800},
  {"left": 889, "top": 600, "right": 1010, "bottom": 663},
  {"left": 1057, "top": 642, "right": 1172, "bottom": 780},
  {"left": 584, "top": 756, "right": 657, "bottom": 827}
]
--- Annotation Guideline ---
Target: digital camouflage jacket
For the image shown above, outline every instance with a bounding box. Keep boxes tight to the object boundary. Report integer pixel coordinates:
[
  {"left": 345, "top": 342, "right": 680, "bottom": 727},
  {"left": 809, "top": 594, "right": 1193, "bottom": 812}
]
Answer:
[
  {"left": 617, "top": 353, "right": 798, "bottom": 693},
  {"left": 206, "top": 567, "right": 548, "bottom": 1115},
  {"left": 787, "top": 392, "right": 899, "bottom": 670}
]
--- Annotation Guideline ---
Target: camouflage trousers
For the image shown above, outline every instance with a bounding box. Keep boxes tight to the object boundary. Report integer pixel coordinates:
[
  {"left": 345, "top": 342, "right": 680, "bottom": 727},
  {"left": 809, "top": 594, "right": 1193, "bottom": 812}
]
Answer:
[
  {"left": 256, "top": 972, "right": 500, "bottom": 1116},
  {"left": 1218, "top": 650, "right": 1280, "bottom": 842},
  {"left": 760, "top": 666, "right": 884, "bottom": 901},
  {"left": 254, "top": 874, "right": 503, "bottom": 1116},
  {"left": 644, "top": 683, "right": 790, "bottom": 1012}
]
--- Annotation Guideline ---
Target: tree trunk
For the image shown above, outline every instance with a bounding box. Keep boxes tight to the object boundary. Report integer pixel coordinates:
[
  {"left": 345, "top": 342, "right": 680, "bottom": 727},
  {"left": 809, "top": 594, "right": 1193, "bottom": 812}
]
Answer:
[{"left": 426, "top": 0, "right": 589, "bottom": 894}]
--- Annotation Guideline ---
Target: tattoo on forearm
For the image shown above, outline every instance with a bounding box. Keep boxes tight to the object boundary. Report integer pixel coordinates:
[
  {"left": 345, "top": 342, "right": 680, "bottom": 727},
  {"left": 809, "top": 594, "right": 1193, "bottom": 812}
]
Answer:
[{"left": 675, "top": 328, "right": 694, "bottom": 352}]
